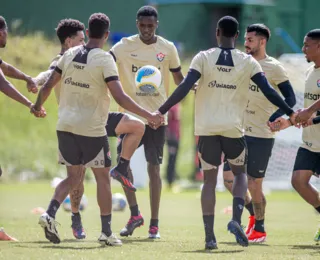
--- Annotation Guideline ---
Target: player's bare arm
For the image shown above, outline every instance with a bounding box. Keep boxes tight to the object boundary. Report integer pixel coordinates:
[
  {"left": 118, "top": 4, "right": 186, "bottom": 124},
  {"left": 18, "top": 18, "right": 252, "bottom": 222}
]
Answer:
[
  {"left": 171, "top": 70, "right": 184, "bottom": 85},
  {"left": 0, "top": 69, "right": 33, "bottom": 108},
  {"left": 31, "top": 70, "right": 61, "bottom": 117},
  {"left": 107, "top": 79, "right": 163, "bottom": 129},
  {"left": 0, "top": 60, "right": 37, "bottom": 93},
  {"left": 296, "top": 99, "right": 320, "bottom": 123}
]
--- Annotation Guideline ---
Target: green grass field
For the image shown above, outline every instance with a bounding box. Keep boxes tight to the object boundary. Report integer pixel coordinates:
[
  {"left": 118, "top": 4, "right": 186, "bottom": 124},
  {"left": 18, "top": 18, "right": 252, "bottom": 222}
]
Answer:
[{"left": 0, "top": 182, "right": 319, "bottom": 260}]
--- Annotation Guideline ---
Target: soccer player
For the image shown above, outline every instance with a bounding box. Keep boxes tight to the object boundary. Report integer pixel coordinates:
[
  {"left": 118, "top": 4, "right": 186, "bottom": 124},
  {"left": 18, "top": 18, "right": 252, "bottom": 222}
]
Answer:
[
  {"left": 0, "top": 16, "right": 38, "bottom": 94},
  {"left": 222, "top": 24, "right": 296, "bottom": 243},
  {"left": 269, "top": 29, "right": 320, "bottom": 242},
  {"left": 0, "top": 16, "right": 43, "bottom": 175},
  {"left": 34, "top": 18, "right": 146, "bottom": 239},
  {"left": 31, "top": 13, "right": 162, "bottom": 245},
  {"left": 109, "top": 6, "right": 185, "bottom": 239},
  {"left": 157, "top": 16, "right": 296, "bottom": 249}
]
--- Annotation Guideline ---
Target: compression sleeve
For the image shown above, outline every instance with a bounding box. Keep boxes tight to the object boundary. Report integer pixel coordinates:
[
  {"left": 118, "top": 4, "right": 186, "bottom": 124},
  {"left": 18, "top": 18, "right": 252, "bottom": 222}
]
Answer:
[
  {"left": 269, "top": 80, "right": 296, "bottom": 122},
  {"left": 251, "top": 72, "right": 294, "bottom": 116}
]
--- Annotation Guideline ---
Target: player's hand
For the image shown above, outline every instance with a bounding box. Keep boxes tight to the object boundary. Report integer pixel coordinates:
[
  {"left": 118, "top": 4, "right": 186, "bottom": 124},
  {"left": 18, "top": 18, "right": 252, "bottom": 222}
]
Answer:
[
  {"left": 295, "top": 108, "right": 313, "bottom": 125},
  {"left": 268, "top": 117, "right": 291, "bottom": 132},
  {"left": 30, "top": 104, "right": 46, "bottom": 118},
  {"left": 26, "top": 77, "right": 38, "bottom": 94},
  {"left": 147, "top": 112, "right": 164, "bottom": 130},
  {"left": 302, "top": 118, "right": 314, "bottom": 128}
]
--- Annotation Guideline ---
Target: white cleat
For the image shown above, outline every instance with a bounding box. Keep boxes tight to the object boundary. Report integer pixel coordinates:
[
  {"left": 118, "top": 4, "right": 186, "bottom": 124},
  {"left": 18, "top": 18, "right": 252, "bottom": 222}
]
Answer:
[
  {"left": 98, "top": 232, "right": 122, "bottom": 246},
  {"left": 38, "top": 212, "right": 60, "bottom": 244}
]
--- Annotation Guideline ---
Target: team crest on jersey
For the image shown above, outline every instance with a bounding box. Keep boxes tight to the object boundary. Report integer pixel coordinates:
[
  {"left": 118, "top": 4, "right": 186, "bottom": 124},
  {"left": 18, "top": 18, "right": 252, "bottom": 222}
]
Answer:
[
  {"left": 157, "top": 52, "right": 165, "bottom": 62},
  {"left": 317, "top": 79, "right": 320, "bottom": 87}
]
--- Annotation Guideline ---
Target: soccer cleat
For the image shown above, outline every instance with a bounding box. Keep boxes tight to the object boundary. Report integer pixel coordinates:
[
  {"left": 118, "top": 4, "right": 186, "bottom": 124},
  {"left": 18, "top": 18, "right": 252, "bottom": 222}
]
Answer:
[
  {"left": 38, "top": 212, "right": 60, "bottom": 244},
  {"left": 71, "top": 218, "right": 86, "bottom": 239},
  {"left": 110, "top": 168, "right": 136, "bottom": 192},
  {"left": 314, "top": 227, "right": 320, "bottom": 242},
  {"left": 245, "top": 216, "right": 255, "bottom": 236},
  {"left": 205, "top": 240, "right": 218, "bottom": 250},
  {"left": 149, "top": 226, "right": 161, "bottom": 239},
  {"left": 98, "top": 232, "right": 122, "bottom": 246},
  {"left": 120, "top": 214, "right": 144, "bottom": 237},
  {"left": 247, "top": 229, "right": 267, "bottom": 243},
  {"left": 227, "top": 220, "right": 248, "bottom": 247},
  {"left": 0, "top": 227, "right": 18, "bottom": 241}
]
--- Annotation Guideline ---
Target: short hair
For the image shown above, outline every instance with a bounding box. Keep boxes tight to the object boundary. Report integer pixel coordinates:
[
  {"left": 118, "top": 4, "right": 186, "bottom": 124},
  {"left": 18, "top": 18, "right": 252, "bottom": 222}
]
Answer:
[
  {"left": 88, "top": 13, "right": 110, "bottom": 39},
  {"left": 56, "top": 19, "right": 84, "bottom": 44},
  {"left": 0, "top": 16, "right": 7, "bottom": 31},
  {"left": 246, "top": 24, "right": 271, "bottom": 41},
  {"left": 217, "top": 16, "right": 239, "bottom": 38},
  {"left": 307, "top": 29, "right": 320, "bottom": 40},
  {"left": 136, "top": 5, "right": 158, "bottom": 19}
]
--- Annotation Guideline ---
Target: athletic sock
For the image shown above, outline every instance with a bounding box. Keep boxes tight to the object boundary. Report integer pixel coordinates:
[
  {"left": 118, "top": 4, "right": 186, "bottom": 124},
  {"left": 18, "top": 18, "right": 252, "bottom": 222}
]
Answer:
[
  {"left": 254, "top": 219, "right": 265, "bottom": 233},
  {"left": 245, "top": 201, "right": 255, "bottom": 216},
  {"left": 115, "top": 157, "right": 130, "bottom": 177},
  {"left": 232, "top": 197, "right": 245, "bottom": 225},
  {"left": 46, "top": 199, "right": 60, "bottom": 219},
  {"left": 150, "top": 219, "right": 159, "bottom": 227},
  {"left": 203, "top": 215, "right": 215, "bottom": 242},
  {"left": 101, "top": 214, "right": 112, "bottom": 237},
  {"left": 130, "top": 205, "right": 140, "bottom": 217}
]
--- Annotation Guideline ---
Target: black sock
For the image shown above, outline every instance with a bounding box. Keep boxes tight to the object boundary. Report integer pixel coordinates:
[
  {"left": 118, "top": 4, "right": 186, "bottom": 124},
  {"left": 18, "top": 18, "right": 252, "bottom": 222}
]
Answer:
[
  {"left": 245, "top": 201, "right": 255, "bottom": 216},
  {"left": 232, "top": 197, "right": 245, "bottom": 225},
  {"left": 115, "top": 157, "right": 130, "bottom": 177},
  {"left": 46, "top": 199, "right": 60, "bottom": 218},
  {"left": 130, "top": 205, "right": 140, "bottom": 217},
  {"left": 315, "top": 206, "right": 320, "bottom": 214},
  {"left": 254, "top": 219, "right": 265, "bottom": 233},
  {"left": 71, "top": 212, "right": 81, "bottom": 225},
  {"left": 203, "top": 215, "right": 215, "bottom": 242},
  {"left": 101, "top": 214, "right": 112, "bottom": 236},
  {"left": 150, "top": 219, "right": 159, "bottom": 227}
]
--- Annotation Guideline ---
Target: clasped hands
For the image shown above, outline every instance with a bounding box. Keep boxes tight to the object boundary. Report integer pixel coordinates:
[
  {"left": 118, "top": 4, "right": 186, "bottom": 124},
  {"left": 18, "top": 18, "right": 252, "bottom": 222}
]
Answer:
[
  {"left": 268, "top": 108, "right": 314, "bottom": 132},
  {"left": 147, "top": 111, "right": 165, "bottom": 130}
]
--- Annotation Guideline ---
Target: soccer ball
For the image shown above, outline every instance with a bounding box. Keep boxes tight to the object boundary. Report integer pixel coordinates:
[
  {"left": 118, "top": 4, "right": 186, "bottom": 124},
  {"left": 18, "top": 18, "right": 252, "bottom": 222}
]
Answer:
[
  {"left": 112, "top": 193, "right": 127, "bottom": 212},
  {"left": 135, "top": 65, "right": 162, "bottom": 94},
  {"left": 62, "top": 195, "right": 88, "bottom": 212}
]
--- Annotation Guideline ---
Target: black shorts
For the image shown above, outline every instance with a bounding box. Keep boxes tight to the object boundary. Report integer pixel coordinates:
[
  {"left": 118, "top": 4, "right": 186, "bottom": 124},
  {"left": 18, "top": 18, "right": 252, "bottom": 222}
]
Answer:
[
  {"left": 57, "top": 131, "right": 111, "bottom": 168},
  {"left": 118, "top": 125, "right": 166, "bottom": 165},
  {"left": 293, "top": 147, "right": 320, "bottom": 177},
  {"left": 223, "top": 135, "right": 274, "bottom": 178},
  {"left": 198, "top": 135, "right": 247, "bottom": 172},
  {"left": 106, "top": 112, "right": 124, "bottom": 137}
]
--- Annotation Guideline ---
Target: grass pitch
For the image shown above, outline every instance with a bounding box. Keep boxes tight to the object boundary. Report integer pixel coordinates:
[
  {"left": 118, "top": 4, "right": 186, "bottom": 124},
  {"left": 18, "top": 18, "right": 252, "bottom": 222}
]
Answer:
[{"left": 0, "top": 182, "right": 319, "bottom": 260}]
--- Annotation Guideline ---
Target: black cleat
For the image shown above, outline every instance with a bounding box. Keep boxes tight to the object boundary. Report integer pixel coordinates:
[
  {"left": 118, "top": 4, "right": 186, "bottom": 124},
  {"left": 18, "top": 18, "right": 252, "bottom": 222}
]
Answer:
[
  {"left": 110, "top": 168, "right": 136, "bottom": 192},
  {"left": 227, "top": 220, "right": 248, "bottom": 247},
  {"left": 205, "top": 240, "right": 218, "bottom": 250}
]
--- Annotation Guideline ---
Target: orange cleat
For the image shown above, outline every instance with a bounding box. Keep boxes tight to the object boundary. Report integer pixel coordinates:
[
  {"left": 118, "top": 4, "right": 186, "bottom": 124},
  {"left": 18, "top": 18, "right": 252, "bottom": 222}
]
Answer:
[
  {"left": 247, "top": 229, "right": 267, "bottom": 243},
  {"left": 0, "top": 228, "right": 18, "bottom": 242},
  {"left": 245, "top": 216, "right": 255, "bottom": 236}
]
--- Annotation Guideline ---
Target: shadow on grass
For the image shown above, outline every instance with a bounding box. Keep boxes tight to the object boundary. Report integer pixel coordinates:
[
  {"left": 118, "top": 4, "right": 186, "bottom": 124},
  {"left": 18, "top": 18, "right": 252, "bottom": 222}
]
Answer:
[
  {"left": 291, "top": 244, "right": 320, "bottom": 250},
  {"left": 220, "top": 241, "right": 269, "bottom": 247},
  {"left": 182, "top": 249, "right": 244, "bottom": 254},
  {"left": 121, "top": 238, "right": 164, "bottom": 244}
]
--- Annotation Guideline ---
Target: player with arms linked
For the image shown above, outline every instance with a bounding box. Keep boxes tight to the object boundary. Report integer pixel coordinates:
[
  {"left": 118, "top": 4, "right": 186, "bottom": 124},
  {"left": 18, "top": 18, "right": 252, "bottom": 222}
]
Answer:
[
  {"left": 223, "top": 24, "right": 296, "bottom": 243},
  {"left": 31, "top": 13, "right": 161, "bottom": 246},
  {"left": 157, "top": 16, "right": 296, "bottom": 249}
]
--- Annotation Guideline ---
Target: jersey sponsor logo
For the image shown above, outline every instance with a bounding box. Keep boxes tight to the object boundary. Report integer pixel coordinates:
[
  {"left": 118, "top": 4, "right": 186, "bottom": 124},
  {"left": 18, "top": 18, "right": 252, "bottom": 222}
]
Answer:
[
  {"left": 73, "top": 64, "right": 84, "bottom": 70},
  {"left": 132, "top": 64, "right": 160, "bottom": 73},
  {"left": 246, "top": 109, "right": 255, "bottom": 115},
  {"left": 317, "top": 79, "right": 320, "bottom": 87},
  {"left": 64, "top": 77, "right": 90, "bottom": 88},
  {"left": 208, "top": 80, "right": 236, "bottom": 89},
  {"left": 217, "top": 67, "right": 231, "bottom": 72},
  {"left": 249, "top": 84, "right": 260, "bottom": 92},
  {"left": 156, "top": 52, "right": 165, "bottom": 62},
  {"left": 304, "top": 92, "right": 320, "bottom": 101},
  {"left": 131, "top": 54, "right": 137, "bottom": 57}
]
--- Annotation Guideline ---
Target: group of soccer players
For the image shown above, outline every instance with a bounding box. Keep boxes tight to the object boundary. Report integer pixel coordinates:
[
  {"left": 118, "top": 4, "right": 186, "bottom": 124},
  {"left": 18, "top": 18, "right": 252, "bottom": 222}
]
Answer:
[{"left": 1, "top": 4, "right": 320, "bottom": 250}]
